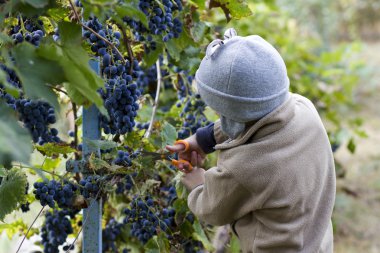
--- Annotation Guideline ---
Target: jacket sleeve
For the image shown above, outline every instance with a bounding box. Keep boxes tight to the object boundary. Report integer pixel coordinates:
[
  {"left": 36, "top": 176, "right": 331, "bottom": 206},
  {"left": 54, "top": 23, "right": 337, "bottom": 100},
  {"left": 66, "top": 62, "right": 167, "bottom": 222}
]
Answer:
[
  {"left": 196, "top": 123, "right": 216, "bottom": 154},
  {"left": 187, "top": 166, "right": 252, "bottom": 226}
]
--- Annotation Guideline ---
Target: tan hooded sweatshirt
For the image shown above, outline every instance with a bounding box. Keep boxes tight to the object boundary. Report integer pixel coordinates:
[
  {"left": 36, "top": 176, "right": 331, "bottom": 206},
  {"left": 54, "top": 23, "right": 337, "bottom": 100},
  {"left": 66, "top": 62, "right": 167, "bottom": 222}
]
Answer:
[{"left": 188, "top": 93, "right": 336, "bottom": 253}]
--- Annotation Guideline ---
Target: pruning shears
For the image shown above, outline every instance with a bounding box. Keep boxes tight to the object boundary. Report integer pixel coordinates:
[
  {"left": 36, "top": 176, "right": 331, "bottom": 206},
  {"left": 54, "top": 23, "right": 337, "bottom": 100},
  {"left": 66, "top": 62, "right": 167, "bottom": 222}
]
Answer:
[{"left": 141, "top": 140, "right": 193, "bottom": 172}]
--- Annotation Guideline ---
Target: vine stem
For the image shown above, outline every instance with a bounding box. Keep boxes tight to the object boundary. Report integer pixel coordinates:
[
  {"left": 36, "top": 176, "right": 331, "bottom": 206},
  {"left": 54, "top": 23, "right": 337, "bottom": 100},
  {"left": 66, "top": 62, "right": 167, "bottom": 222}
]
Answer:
[
  {"left": 67, "top": 0, "right": 126, "bottom": 64},
  {"left": 46, "top": 84, "right": 68, "bottom": 96},
  {"left": 16, "top": 206, "right": 45, "bottom": 253},
  {"left": 118, "top": 25, "right": 134, "bottom": 75},
  {"left": 64, "top": 180, "right": 104, "bottom": 253},
  {"left": 144, "top": 60, "right": 162, "bottom": 139},
  {"left": 71, "top": 102, "right": 79, "bottom": 159}
]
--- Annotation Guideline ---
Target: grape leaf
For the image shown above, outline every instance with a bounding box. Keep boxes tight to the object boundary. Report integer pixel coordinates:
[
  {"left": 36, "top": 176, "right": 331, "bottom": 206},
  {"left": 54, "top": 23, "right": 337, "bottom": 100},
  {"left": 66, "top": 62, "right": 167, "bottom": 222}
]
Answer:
[
  {"left": 192, "top": 220, "right": 214, "bottom": 251},
  {"left": 0, "top": 168, "right": 28, "bottom": 221},
  {"left": 88, "top": 157, "right": 112, "bottom": 172},
  {"left": 145, "top": 233, "right": 170, "bottom": 253},
  {"left": 0, "top": 168, "right": 7, "bottom": 177},
  {"left": 36, "top": 143, "right": 76, "bottom": 157},
  {"left": 114, "top": 4, "right": 148, "bottom": 28},
  {"left": 0, "top": 104, "right": 32, "bottom": 165},
  {"left": 11, "top": 43, "right": 63, "bottom": 111},
  {"left": 161, "top": 122, "right": 177, "bottom": 148},
  {"left": 229, "top": 233, "right": 242, "bottom": 252},
  {"left": 83, "top": 139, "right": 118, "bottom": 151},
  {"left": 143, "top": 42, "right": 163, "bottom": 68},
  {"left": 190, "top": 22, "right": 208, "bottom": 43},
  {"left": 209, "top": 0, "right": 252, "bottom": 21},
  {"left": 36, "top": 22, "right": 107, "bottom": 115},
  {"left": 24, "top": 0, "right": 49, "bottom": 8}
]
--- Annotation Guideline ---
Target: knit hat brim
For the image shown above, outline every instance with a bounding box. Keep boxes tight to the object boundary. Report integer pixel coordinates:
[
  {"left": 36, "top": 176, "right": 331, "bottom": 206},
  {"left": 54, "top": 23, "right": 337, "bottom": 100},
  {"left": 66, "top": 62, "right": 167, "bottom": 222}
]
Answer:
[{"left": 195, "top": 73, "right": 290, "bottom": 122}]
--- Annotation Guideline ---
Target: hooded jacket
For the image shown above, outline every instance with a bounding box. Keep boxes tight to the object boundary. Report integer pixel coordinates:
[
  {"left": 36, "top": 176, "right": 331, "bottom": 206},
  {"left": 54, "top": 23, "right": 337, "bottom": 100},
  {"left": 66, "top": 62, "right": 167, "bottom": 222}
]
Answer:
[{"left": 188, "top": 93, "right": 336, "bottom": 253}]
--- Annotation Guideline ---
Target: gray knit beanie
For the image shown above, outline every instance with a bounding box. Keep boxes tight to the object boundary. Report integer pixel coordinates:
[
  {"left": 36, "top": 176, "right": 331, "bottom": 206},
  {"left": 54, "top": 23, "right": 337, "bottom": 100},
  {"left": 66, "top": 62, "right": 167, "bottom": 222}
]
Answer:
[{"left": 195, "top": 28, "right": 290, "bottom": 139}]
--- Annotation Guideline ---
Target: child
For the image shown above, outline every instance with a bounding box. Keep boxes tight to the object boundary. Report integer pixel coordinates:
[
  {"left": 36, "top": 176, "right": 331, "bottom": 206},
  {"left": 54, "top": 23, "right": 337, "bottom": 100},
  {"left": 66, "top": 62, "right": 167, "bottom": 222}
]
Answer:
[{"left": 167, "top": 28, "right": 336, "bottom": 253}]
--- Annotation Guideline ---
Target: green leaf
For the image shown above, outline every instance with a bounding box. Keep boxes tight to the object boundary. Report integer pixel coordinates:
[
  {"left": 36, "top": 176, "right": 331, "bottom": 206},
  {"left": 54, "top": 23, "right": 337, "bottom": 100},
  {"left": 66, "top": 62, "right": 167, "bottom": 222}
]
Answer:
[
  {"left": 35, "top": 157, "right": 60, "bottom": 172},
  {"left": 145, "top": 233, "right": 170, "bottom": 253},
  {"left": 83, "top": 139, "right": 118, "bottom": 151},
  {"left": 0, "top": 32, "right": 12, "bottom": 43},
  {"left": 88, "top": 157, "right": 112, "bottom": 172},
  {"left": 114, "top": 4, "right": 148, "bottom": 28},
  {"left": 36, "top": 22, "right": 106, "bottom": 114},
  {"left": 124, "top": 131, "right": 145, "bottom": 148},
  {"left": 228, "top": 233, "right": 242, "bottom": 252},
  {"left": 140, "top": 179, "right": 161, "bottom": 195},
  {"left": 0, "top": 104, "right": 32, "bottom": 165},
  {"left": 174, "top": 172, "right": 187, "bottom": 199},
  {"left": 24, "top": 0, "right": 49, "bottom": 8},
  {"left": 36, "top": 143, "right": 76, "bottom": 157},
  {"left": 0, "top": 67, "right": 20, "bottom": 98},
  {"left": 0, "top": 168, "right": 27, "bottom": 221},
  {"left": 210, "top": 0, "right": 252, "bottom": 20},
  {"left": 192, "top": 220, "right": 214, "bottom": 251},
  {"left": 56, "top": 22, "right": 106, "bottom": 114},
  {"left": 165, "top": 39, "right": 181, "bottom": 61},
  {"left": 347, "top": 137, "right": 356, "bottom": 153},
  {"left": 0, "top": 168, "right": 7, "bottom": 177},
  {"left": 11, "top": 43, "right": 63, "bottom": 110},
  {"left": 143, "top": 42, "right": 163, "bottom": 67},
  {"left": 190, "top": 22, "right": 208, "bottom": 43},
  {"left": 161, "top": 122, "right": 177, "bottom": 148},
  {"left": 179, "top": 220, "right": 194, "bottom": 238}
]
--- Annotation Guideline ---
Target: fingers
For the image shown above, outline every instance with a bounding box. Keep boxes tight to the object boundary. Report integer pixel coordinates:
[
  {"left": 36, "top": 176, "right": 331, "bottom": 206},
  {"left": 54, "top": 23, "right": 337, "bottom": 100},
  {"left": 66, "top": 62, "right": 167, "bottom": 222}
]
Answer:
[
  {"left": 191, "top": 151, "right": 198, "bottom": 167},
  {"left": 197, "top": 153, "right": 204, "bottom": 166},
  {"left": 166, "top": 144, "right": 186, "bottom": 153},
  {"left": 178, "top": 163, "right": 186, "bottom": 173}
]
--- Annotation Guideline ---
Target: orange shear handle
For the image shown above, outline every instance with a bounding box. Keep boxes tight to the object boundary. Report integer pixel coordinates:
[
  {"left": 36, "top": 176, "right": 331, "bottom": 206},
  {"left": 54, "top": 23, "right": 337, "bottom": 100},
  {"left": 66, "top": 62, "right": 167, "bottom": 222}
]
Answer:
[
  {"left": 171, "top": 159, "right": 193, "bottom": 172},
  {"left": 174, "top": 140, "right": 190, "bottom": 152}
]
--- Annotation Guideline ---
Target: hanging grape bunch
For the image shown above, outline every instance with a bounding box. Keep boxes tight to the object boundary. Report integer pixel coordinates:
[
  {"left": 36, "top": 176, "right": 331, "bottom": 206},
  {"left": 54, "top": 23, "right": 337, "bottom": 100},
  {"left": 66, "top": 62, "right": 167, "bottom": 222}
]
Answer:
[
  {"left": 0, "top": 18, "right": 60, "bottom": 145},
  {"left": 79, "top": 16, "right": 144, "bottom": 135},
  {"left": 178, "top": 94, "right": 211, "bottom": 139},
  {"left": 123, "top": 0, "right": 183, "bottom": 53},
  {"left": 9, "top": 18, "right": 44, "bottom": 46}
]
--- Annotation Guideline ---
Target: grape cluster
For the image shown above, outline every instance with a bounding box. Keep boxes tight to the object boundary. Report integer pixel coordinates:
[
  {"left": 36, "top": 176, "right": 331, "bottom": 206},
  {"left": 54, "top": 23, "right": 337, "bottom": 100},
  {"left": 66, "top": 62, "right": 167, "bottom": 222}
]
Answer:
[
  {"left": 20, "top": 183, "right": 30, "bottom": 212},
  {"left": 9, "top": 18, "right": 45, "bottom": 46},
  {"left": 79, "top": 175, "right": 101, "bottom": 198},
  {"left": 113, "top": 150, "right": 132, "bottom": 166},
  {"left": 20, "top": 202, "right": 30, "bottom": 212},
  {"left": 80, "top": 17, "right": 143, "bottom": 135},
  {"left": 115, "top": 174, "right": 135, "bottom": 194},
  {"left": 160, "top": 207, "right": 176, "bottom": 231},
  {"left": 178, "top": 94, "right": 210, "bottom": 139},
  {"left": 102, "top": 218, "right": 123, "bottom": 252},
  {"left": 41, "top": 209, "right": 75, "bottom": 253},
  {"left": 16, "top": 99, "right": 60, "bottom": 144},
  {"left": 0, "top": 65, "right": 59, "bottom": 144},
  {"left": 174, "top": 70, "right": 194, "bottom": 100},
  {"left": 123, "top": 0, "right": 183, "bottom": 53},
  {"left": 0, "top": 18, "right": 59, "bottom": 145},
  {"left": 160, "top": 185, "right": 177, "bottom": 204},
  {"left": 33, "top": 180, "right": 78, "bottom": 208},
  {"left": 183, "top": 240, "right": 205, "bottom": 253},
  {"left": 123, "top": 195, "right": 177, "bottom": 244},
  {"left": 123, "top": 196, "right": 159, "bottom": 244},
  {"left": 135, "top": 121, "right": 150, "bottom": 130}
]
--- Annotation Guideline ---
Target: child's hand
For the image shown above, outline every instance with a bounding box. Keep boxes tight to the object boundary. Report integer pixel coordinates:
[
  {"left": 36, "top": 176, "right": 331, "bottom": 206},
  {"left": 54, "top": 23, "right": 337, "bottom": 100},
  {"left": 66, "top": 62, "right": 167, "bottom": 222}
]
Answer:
[
  {"left": 180, "top": 167, "right": 205, "bottom": 191},
  {"left": 179, "top": 149, "right": 205, "bottom": 191},
  {"left": 166, "top": 134, "right": 206, "bottom": 167}
]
